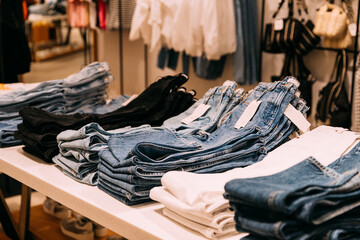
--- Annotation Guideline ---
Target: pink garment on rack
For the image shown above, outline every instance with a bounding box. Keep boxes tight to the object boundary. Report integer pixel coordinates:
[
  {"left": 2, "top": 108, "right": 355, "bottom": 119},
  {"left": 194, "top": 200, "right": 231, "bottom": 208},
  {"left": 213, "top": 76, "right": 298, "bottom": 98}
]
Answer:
[
  {"left": 97, "top": 0, "right": 106, "bottom": 29},
  {"left": 67, "top": 0, "right": 90, "bottom": 28}
]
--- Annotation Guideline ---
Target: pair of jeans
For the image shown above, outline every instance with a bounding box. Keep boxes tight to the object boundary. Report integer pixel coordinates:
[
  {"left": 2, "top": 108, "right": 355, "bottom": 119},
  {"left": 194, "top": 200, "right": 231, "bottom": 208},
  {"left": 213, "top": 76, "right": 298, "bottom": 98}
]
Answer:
[
  {"left": 101, "top": 94, "right": 306, "bottom": 180},
  {"left": 233, "top": 0, "right": 259, "bottom": 84},
  {"left": 126, "top": 77, "right": 299, "bottom": 167},
  {"left": 0, "top": 118, "right": 22, "bottom": 147},
  {"left": 157, "top": 46, "right": 190, "bottom": 75},
  {"left": 19, "top": 73, "right": 189, "bottom": 133},
  {"left": 0, "top": 62, "right": 113, "bottom": 147},
  {"left": 99, "top": 78, "right": 304, "bottom": 204},
  {"left": 57, "top": 80, "right": 238, "bottom": 160},
  {"left": 57, "top": 82, "right": 239, "bottom": 185},
  {"left": 16, "top": 74, "right": 194, "bottom": 161},
  {"left": 225, "top": 142, "right": 360, "bottom": 239},
  {"left": 238, "top": 206, "right": 360, "bottom": 240},
  {"left": 52, "top": 154, "right": 98, "bottom": 185},
  {"left": 192, "top": 54, "right": 227, "bottom": 80},
  {"left": 104, "top": 78, "right": 297, "bottom": 171}
]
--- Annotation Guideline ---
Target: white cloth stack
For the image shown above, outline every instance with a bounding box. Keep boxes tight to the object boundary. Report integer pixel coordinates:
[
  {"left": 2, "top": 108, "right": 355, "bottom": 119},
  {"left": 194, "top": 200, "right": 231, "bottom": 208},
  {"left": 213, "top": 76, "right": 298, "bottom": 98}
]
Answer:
[{"left": 150, "top": 126, "right": 360, "bottom": 239}]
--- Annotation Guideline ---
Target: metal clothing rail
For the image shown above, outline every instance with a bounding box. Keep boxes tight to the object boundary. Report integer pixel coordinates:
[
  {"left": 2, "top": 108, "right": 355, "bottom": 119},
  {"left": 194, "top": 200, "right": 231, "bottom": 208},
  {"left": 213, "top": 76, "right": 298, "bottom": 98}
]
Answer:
[{"left": 259, "top": 0, "right": 360, "bottom": 126}]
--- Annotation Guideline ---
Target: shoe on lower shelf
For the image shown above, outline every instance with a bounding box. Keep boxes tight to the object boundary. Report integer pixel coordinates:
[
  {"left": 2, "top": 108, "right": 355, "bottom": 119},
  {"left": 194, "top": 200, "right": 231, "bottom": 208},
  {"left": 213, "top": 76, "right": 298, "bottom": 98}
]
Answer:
[
  {"left": 92, "top": 221, "right": 108, "bottom": 238},
  {"left": 73, "top": 212, "right": 108, "bottom": 238},
  {"left": 60, "top": 217, "right": 94, "bottom": 240},
  {"left": 42, "top": 197, "right": 72, "bottom": 219}
]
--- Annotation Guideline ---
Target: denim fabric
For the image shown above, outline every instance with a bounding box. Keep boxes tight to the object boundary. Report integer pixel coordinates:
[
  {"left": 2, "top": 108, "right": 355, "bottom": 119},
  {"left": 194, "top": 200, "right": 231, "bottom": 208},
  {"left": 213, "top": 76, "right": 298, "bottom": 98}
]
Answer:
[
  {"left": 224, "top": 143, "right": 360, "bottom": 225},
  {"left": 1, "top": 62, "right": 114, "bottom": 148},
  {"left": 0, "top": 118, "right": 22, "bottom": 147},
  {"left": 235, "top": 202, "right": 360, "bottom": 240},
  {"left": 157, "top": 47, "right": 167, "bottom": 69},
  {"left": 98, "top": 181, "right": 150, "bottom": 205},
  {"left": 192, "top": 54, "right": 227, "bottom": 80},
  {"left": 61, "top": 62, "right": 110, "bottom": 88},
  {"left": 98, "top": 169, "right": 156, "bottom": 195},
  {"left": 16, "top": 74, "right": 193, "bottom": 161},
  {"left": 99, "top": 162, "right": 159, "bottom": 185},
  {"left": 72, "top": 95, "right": 130, "bottom": 114},
  {"left": 52, "top": 155, "right": 98, "bottom": 185},
  {"left": 233, "top": 0, "right": 245, "bottom": 84},
  {"left": 57, "top": 122, "right": 151, "bottom": 142},
  {"left": 59, "top": 82, "right": 239, "bottom": 177},
  {"left": 234, "top": 0, "right": 259, "bottom": 84},
  {"left": 157, "top": 46, "right": 192, "bottom": 74},
  {"left": 182, "top": 52, "right": 190, "bottom": 75},
  {"left": 130, "top": 78, "right": 299, "bottom": 166},
  {"left": 98, "top": 78, "right": 306, "bottom": 205},
  {"left": 162, "top": 81, "right": 240, "bottom": 134},
  {"left": 167, "top": 49, "right": 179, "bottom": 70}
]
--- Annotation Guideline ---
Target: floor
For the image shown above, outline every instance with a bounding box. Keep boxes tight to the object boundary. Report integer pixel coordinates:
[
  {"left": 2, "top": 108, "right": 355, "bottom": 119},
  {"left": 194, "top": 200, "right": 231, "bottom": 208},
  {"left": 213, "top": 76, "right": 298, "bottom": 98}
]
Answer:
[
  {"left": 5, "top": 191, "right": 46, "bottom": 212},
  {"left": 22, "top": 50, "right": 86, "bottom": 83}
]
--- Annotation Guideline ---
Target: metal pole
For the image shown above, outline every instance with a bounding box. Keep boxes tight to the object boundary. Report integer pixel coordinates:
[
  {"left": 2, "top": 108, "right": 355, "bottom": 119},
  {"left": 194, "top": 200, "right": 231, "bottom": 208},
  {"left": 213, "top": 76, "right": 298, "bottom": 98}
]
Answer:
[
  {"left": 350, "top": 0, "right": 360, "bottom": 128},
  {"left": 119, "top": 0, "right": 124, "bottom": 95},
  {"left": 259, "top": 0, "right": 265, "bottom": 82}
]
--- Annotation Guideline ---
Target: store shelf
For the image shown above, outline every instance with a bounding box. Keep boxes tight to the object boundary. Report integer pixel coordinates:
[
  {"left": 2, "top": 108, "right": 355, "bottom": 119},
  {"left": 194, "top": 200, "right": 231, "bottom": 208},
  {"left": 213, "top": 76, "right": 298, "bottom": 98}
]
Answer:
[{"left": 0, "top": 146, "right": 245, "bottom": 240}]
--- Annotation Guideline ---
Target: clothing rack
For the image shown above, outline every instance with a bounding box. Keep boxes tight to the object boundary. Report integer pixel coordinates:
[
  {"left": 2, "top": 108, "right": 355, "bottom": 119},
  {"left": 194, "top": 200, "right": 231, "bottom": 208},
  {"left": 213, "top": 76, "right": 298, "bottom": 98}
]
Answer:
[{"left": 259, "top": 0, "right": 360, "bottom": 126}]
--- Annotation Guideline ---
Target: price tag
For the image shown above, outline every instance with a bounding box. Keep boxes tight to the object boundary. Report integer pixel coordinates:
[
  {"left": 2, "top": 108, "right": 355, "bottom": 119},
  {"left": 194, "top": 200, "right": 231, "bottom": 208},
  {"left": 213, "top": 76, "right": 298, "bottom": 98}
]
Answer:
[
  {"left": 284, "top": 104, "right": 311, "bottom": 133},
  {"left": 234, "top": 101, "right": 262, "bottom": 129},
  {"left": 274, "top": 19, "right": 284, "bottom": 31},
  {"left": 349, "top": 23, "right": 357, "bottom": 37},
  {"left": 181, "top": 104, "right": 211, "bottom": 125}
]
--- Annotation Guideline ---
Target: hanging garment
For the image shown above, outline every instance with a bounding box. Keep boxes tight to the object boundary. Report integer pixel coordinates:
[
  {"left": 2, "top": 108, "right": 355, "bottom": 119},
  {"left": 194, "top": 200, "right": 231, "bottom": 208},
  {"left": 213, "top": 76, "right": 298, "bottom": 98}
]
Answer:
[
  {"left": 0, "top": 0, "right": 31, "bottom": 83},
  {"left": 106, "top": 0, "right": 136, "bottom": 30},
  {"left": 97, "top": 0, "right": 106, "bottom": 29},
  {"left": 67, "top": 0, "right": 90, "bottom": 28}
]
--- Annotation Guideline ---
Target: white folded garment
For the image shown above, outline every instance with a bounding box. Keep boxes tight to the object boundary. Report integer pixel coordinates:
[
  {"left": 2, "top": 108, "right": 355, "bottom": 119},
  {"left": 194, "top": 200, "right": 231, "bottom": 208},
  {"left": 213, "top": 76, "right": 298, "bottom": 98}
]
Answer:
[
  {"left": 156, "top": 126, "right": 359, "bottom": 207},
  {"left": 162, "top": 208, "right": 243, "bottom": 239},
  {"left": 150, "top": 187, "right": 229, "bottom": 219}
]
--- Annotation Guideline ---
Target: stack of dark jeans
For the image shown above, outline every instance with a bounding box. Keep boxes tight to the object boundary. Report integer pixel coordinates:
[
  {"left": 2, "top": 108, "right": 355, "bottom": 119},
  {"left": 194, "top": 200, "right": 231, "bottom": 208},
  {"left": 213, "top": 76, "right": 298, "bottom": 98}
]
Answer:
[
  {"left": 224, "top": 141, "right": 360, "bottom": 240},
  {"left": 0, "top": 62, "right": 117, "bottom": 147},
  {"left": 98, "top": 77, "right": 309, "bottom": 205},
  {"left": 15, "top": 73, "right": 195, "bottom": 162}
]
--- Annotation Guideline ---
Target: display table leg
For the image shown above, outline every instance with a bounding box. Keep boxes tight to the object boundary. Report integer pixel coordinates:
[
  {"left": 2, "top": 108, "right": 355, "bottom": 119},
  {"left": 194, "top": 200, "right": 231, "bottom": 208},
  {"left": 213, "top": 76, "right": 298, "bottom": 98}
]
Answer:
[
  {"left": 19, "top": 184, "right": 31, "bottom": 240},
  {"left": 0, "top": 188, "right": 20, "bottom": 240}
]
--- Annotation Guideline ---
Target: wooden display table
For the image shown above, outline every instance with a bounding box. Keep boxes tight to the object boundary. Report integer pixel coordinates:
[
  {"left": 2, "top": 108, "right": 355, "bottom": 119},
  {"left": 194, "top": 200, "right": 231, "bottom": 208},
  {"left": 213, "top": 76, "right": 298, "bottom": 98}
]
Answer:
[{"left": 0, "top": 146, "right": 244, "bottom": 240}]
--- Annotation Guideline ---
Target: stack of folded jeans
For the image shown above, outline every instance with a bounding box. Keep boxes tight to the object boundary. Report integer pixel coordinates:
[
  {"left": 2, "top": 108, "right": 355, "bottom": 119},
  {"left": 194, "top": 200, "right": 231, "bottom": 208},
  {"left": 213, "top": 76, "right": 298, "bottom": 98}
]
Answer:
[
  {"left": 149, "top": 126, "right": 359, "bottom": 239},
  {"left": 53, "top": 81, "right": 241, "bottom": 185},
  {"left": 98, "top": 77, "right": 309, "bottom": 205},
  {"left": 15, "top": 73, "right": 195, "bottom": 162},
  {"left": 0, "top": 62, "right": 118, "bottom": 148},
  {"left": 224, "top": 140, "right": 360, "bottom": 240}
]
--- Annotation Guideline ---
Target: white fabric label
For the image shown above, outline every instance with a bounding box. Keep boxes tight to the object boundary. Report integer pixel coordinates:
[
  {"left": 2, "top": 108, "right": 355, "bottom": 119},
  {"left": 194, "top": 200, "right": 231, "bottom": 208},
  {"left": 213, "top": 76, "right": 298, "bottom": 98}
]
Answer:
[
  {"left": 122, "top": 94, "right": 138, "bottom": 106},
  {"left": 234, "top": 101, "right": 262, "bottom": 129},
  {"left": 181, "top": 104, "right": 211, "bottom": 125},
  {"left": 349, "top": 23, "right": 357, "bottom": 37},
  {"left": 274, "top": 19, "right": 284, "bottom": 31},
  {"left": 284, "top": 104, "right": 311, "bottom": 134}
]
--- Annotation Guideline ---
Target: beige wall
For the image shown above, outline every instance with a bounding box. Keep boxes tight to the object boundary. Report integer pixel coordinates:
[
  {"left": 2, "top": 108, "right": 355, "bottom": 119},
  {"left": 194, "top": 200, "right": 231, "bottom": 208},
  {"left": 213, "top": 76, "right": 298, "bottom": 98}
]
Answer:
[{"left": 95, "top": 0, "right": 358, "bottom": 123}]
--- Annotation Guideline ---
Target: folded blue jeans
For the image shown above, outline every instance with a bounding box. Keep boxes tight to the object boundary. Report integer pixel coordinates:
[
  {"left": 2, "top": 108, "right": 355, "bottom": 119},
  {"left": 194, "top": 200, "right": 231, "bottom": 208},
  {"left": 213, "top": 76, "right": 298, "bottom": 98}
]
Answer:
[{"left": 224, "top": 143, "right": 360, "bottom": 225}]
